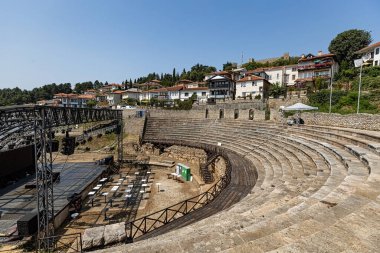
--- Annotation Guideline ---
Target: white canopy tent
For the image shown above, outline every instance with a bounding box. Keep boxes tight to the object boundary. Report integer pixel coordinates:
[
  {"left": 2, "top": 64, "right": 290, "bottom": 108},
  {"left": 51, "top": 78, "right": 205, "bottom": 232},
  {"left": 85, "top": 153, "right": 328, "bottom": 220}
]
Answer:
[
  {"left": 283, "top": 103, "right": 318, "bottom": 111},
  {"left": 282, "top": 103, "right": 318, "bottom": 125}
]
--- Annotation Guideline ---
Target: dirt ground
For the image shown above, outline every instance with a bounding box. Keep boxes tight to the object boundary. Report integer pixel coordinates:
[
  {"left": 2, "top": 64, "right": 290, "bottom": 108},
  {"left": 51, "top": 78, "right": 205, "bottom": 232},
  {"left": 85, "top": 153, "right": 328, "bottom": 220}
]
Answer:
[
  {"left": 54, "top": 162, "right": 202, "bottom": 251},
  {"left": 1, "top": 128, "right": 206, "bottom": 252}
]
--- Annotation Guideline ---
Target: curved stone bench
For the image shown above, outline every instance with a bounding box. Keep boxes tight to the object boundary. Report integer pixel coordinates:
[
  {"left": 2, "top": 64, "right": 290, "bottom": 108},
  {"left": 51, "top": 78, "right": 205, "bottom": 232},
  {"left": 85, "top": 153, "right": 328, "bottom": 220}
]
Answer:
[{"left": 93, "top": 117, "right": 380, "bottom": 253}]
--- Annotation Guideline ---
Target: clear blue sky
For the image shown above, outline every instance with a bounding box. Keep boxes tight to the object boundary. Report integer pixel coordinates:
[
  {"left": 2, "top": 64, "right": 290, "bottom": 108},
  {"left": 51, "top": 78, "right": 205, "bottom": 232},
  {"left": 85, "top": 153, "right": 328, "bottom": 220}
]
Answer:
[{"left": 0, "top": 0, "right": 379, "bottom": 89}]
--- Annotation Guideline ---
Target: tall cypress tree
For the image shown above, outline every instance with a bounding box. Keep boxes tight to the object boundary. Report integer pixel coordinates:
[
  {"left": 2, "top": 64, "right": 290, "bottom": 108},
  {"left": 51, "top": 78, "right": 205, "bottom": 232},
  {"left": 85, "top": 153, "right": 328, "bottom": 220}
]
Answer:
[{"left": 172, "top": 68, "right": 176, "bottom": 83}]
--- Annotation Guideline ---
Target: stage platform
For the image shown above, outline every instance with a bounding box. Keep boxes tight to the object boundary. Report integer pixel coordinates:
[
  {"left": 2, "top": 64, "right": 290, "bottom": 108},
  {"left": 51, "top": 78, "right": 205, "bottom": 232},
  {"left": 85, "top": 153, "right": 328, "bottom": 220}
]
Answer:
[{"left": 0, "top": 162, "right": 107, "bottom": 237}]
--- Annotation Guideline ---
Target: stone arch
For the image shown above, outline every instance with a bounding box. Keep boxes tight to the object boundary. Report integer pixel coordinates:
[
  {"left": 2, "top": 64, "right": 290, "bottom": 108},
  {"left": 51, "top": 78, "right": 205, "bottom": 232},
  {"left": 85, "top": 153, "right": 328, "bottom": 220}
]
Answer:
[
  {"left": 249, "top": 109, "right": 254, "bottom": 120},
  {"left": 219, "top": 109, "right": 224, "bottom": 119},
  {"left": 234, "top": 109, "right": 239, "bottom": 119}
]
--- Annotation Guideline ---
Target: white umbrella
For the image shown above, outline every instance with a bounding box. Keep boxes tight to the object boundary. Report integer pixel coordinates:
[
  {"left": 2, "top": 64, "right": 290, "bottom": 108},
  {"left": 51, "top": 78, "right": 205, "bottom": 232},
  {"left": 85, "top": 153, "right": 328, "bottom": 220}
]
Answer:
[
  {"left": 282, "top": 103, "right": 318, "bottom": 125},
  {"left": 283, "top": 103, "right": 318, "bottom": 111}
]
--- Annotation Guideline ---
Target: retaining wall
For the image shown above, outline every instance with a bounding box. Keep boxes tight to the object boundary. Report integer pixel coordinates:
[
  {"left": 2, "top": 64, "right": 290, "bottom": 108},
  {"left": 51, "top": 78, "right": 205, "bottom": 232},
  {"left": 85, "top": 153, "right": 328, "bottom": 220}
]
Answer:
[{"left": 301, "top": 112, "right": 380, "bottom": 131}]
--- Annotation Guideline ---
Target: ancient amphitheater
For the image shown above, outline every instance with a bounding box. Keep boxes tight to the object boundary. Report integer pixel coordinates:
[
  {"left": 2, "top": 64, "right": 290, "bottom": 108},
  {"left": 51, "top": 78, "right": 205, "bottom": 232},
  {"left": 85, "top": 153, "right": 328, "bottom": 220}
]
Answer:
[{"left": 95, "top": 115, "right": 380, "bottom": 253}]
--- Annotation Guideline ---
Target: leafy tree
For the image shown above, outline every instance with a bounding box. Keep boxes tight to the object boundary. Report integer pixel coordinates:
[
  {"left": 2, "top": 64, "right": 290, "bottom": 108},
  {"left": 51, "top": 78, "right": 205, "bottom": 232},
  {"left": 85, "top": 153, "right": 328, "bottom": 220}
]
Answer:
[
  {"left": 223, "top": 62, "right": 234, "bottom": 71},
  {"left": 269, "top": 82, "right": 286, "bottom": 98},
  {"left": 172, "top": 68, "right": 176, "bottom": 83},
  {"left": 86, "top": 100, "right": 97, "bottom": 108},
  {"left": 74, "top": 81, "right": 93, "bottom": 94},
  {"left": 94, "top": 80, "right": 102, "bottom": 89},
  {"left": 315, "top": 77, "right": 328, "bottom": 90},
  {"left": 328, "top": 29, "right": 372, "bottom": 69}
]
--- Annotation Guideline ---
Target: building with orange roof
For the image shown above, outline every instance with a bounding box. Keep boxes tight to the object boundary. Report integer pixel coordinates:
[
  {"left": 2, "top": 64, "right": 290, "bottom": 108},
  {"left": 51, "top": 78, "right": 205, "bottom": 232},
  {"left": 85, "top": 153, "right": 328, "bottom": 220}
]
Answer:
[
  {"left": 235, "top": 75, "right": 270, "bottom": 100},
  {"left": 122, "top": 88, "right": 143, "bottom": 101},
  {"left": 133, "top": 80, "right": 162, "bottom": 91},
  {"left": 54, "top": 93, "right": 96, "bottom": 108},
  {"left": 99, "top": 83, "right": 123, "bottom": 93},
  {"left": 295, "top": 51, "right": 339, "bottom": 87},
  {"left": 106, "top": 90, "right": 125, "bottom": 107}
]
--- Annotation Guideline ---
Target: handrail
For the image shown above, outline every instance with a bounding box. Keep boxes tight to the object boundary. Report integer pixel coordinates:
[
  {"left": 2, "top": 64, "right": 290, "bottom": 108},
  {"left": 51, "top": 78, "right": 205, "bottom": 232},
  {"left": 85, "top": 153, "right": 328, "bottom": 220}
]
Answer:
[{"left": 38, "top": 232, "right": 83, "bottom": 252}]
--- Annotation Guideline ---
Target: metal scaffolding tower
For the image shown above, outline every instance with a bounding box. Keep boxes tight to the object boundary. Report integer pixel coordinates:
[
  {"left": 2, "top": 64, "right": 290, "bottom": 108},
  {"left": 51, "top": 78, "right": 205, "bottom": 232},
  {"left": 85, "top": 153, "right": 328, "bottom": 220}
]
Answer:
[
  {"left": 0, "top": 105, "right": 123, "bottom": 252},
  {"left": 34, "top": 107, "right": 55, "bottom": 250}
]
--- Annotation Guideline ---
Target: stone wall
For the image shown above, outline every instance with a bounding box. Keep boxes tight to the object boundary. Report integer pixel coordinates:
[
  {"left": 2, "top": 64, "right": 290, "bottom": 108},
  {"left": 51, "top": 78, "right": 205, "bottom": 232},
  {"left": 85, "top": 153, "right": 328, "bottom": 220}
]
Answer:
[
  {"left": 301, "top": 112, "right": 380, "bottom": 131},
  {"left": 147, "top": 108, "right": 271, "bottom": 121},
  {"left": 209, "top": 156, "right": 226, "bottom": 182}
]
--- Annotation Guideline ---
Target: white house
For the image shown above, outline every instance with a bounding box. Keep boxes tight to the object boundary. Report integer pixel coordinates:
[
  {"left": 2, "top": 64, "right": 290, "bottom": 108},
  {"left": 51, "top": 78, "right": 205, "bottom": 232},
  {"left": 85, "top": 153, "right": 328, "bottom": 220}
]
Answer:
[
  {"left": 265, "top": 67, "right": 283, "bottom": 85},
  {"left": 54, "top": 93, "right": 96, "bottom": 108},
  {"left": 356, "top": 41, "right": 380, "bottom": 67},
  {"left": 235, "top": 75, "right": 270, "bottom": 100},
  {"left": 122, "top": 88, "right": 143, "bottom": 101},
  {"left": 107, "top": 90, "right": 123, "bottom": 107},
  {"left": 283, "top": 65, "right": 298, "bottom": 86},
  {"left": 166, "top": 86, "right": 184, "bottom": 100},
  {"left": 180, "top": 87, "right": 209, "bottom": 102}
]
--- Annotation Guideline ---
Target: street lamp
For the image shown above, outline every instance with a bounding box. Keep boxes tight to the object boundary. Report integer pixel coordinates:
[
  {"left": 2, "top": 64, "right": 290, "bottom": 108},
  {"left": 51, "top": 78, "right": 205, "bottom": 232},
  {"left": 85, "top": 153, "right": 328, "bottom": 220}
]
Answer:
[{"left": 355, "top": 61, "right": 371, "bottom": 114}]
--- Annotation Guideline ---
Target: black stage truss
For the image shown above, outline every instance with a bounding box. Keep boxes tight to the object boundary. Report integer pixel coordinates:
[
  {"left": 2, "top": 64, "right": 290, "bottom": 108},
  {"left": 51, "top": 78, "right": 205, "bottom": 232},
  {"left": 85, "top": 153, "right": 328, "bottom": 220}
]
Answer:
[{"left": 0, "top": 105, "right": 123, "bottom": 251}]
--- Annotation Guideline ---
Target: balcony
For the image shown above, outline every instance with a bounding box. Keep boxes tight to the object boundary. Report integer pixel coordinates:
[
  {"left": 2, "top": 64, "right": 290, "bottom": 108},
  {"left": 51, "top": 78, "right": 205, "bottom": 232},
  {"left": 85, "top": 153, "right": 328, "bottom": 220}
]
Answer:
[
  {"left": 298, "top": 62, "right": 333, "bottom": 71},
  {"left": 209, "top": 85, "right": 230, "bottom": 89}
]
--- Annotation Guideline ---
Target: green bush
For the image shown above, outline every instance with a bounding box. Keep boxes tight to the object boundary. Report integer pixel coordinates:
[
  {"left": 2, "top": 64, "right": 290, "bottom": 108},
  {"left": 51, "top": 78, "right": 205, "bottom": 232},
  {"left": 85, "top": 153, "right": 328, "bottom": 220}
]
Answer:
[{"left": 352, "top": 76, "right": 380, "bottom": 90}]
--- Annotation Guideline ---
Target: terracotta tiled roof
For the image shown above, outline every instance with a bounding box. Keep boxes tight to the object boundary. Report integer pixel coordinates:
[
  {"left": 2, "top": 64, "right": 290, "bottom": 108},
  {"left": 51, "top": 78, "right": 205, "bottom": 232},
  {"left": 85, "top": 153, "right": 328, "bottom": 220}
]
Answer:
[
  {"left": 166, "top": 85, "right": 184, "bottom": 91},
  {"left": 54, "top": 93, "right": 78, "bottom": 98},
  {"left": 124, "top": 90, "right": 142, "bottom": 93},
  {"left": 298, "top": 53, "right": 336, "bottom": 62},
  {"left": 356, "top": 41, "right": 380, "bottom": 54},
  {"left": 183, "top": 87, "right": 209, "bottom": 91},
  {"left": 176, "top": 79, "right": 193, "bottom": 84},
  {"left": 78, "top": 94, "right": 96, "bottom": 99},
  {"left": 236, "top": 75, "right": 264, "bottom": 82},
  {"left": 112, "top": 90, "right": 125, "bottom": 94}
]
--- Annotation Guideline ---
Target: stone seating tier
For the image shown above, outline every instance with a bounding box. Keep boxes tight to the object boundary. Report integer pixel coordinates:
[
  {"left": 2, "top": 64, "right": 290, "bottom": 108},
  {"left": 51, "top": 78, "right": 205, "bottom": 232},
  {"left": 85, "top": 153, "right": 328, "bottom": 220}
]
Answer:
[{"left": 94, "top": 117, "right": 380, "bottom": 253}]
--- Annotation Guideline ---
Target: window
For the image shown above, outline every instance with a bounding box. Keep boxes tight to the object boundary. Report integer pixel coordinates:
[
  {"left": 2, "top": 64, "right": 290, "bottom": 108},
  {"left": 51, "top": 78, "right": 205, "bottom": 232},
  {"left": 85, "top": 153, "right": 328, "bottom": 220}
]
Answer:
[
  {"left": 292, "top": 67, "right": 297, "bottom": 72},
  {"left": 292, "top": 75, "right": 296, "bottom": 80},
  {"left": 201, "top": 92, "right": 206, "bottom": 96},
  {"left": 185, "top": 92, "right": 189, "bottom": 97},
  {"left": 276, "top": 73, "right": 280, "bottom": 79},
  {"left": 241, "top": 83, "right": 246, "bottom": 88},
  {"left": 375, "top": 61, "right": 379, "bottom": 66},
  {"left": 376, "top": 48, "right": 380, "bottom": 55},
  {"left": 252, "top": 81, "right": 256, "bottom": 86},
  {"left": 259, "top": 87, "right": 263, "bottom": 92},
  {"left": 268, "top": 75, "right": 272, "bottom": 80}
]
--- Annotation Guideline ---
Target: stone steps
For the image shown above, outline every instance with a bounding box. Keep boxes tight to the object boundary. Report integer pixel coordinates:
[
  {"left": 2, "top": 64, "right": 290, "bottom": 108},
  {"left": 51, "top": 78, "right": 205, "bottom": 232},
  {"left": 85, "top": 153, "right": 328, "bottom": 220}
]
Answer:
[{"left": 94, "top": 117, "right": 380, "bottom": 253}]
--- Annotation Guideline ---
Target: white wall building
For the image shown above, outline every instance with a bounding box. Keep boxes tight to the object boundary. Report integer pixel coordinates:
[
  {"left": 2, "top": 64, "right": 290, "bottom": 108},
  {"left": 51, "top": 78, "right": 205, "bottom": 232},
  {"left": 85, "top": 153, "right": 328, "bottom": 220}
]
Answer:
[
  {"left": 356, "top": 41, "right": 380, "bottom": 67},
  {"left": 180, "top": 87, "right": 209, "bottom": 102},
  {"left": 122, "top": 88, "right": 143, "bottom": 101},
  {"left": 54, "top": 93, "right": 96, "bottom": 108},
  {"left": 107, "top": 91, "right": 123, "bottom": 106},
  {"left": 284, "top": 65, "right": 298, "bottom": 86},
  {"left": 235, "top": 75, "right": 269, "bottom": 99},
  {"left": 265, "top": 67, "right": 283, "bottom": 85}
]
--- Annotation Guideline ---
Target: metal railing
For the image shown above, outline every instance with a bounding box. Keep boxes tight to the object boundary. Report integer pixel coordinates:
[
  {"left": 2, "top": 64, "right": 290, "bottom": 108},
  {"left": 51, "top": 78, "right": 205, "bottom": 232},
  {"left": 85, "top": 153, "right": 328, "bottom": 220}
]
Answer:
[
  {"left": 38, "top": 232, "right": 82, "bottom": 252},
  {"left": 125, "top": 149, "right": 231, "bottom": 241}
]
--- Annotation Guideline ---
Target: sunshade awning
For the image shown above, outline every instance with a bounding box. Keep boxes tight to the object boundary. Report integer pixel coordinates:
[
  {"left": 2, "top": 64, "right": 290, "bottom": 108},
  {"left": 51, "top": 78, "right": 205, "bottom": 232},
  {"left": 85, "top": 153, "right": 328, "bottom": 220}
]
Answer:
[{"left": 283, "top": 103, "right": 318, "bottom": 111}]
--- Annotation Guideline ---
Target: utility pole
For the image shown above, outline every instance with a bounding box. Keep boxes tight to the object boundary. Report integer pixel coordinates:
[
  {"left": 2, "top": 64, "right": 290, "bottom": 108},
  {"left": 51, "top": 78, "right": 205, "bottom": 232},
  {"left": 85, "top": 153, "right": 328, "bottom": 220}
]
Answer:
[
  {"left": 357, "top": 63, "right": 363, "bottom": 114},
  {"left": 329, "top": 68, "right": 333, "bottom": 113}
]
